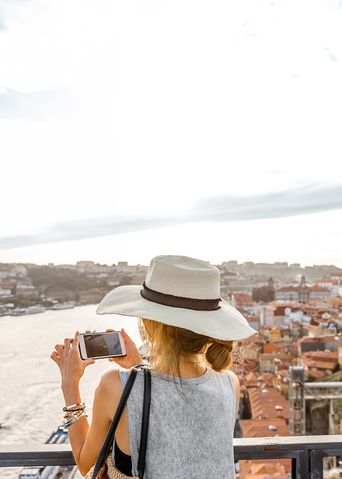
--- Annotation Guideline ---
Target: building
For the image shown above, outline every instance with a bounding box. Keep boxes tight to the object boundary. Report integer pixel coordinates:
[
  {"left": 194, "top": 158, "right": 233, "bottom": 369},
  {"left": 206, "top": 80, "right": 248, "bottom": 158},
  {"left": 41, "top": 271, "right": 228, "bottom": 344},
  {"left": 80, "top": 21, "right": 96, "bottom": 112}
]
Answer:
[
  {"left": 116, "top": 262, "right": 140, "bottom": 274},
  {"left": 0, "top": 288, "right": 12, "bottom": 297},
  {"left": 275, "top": 276, "right": 331, "bottom": 303},
  {"left": 298, "top": 335, "right": 339, "bottom": 355},
  {"left": 76, "top": 261, "right": 95, "bottom": 272},
  {"left": 315, "top": 276, "right": 342, "bottom": 297},
  {"left": 302, "top": 350, "right": 338, "bottom": 379},
  {"left": 247, "top": 387, "right": 289, "bottom": 421},
  {"left": 273, "top": 262, "right": 289, "bottom": 268},
  {"left": 259, "top": 353, "right": 293, "bottom": 374},
  {"left": 231, "top": 293, "right": 254, "bottom": 307},
  {"left": 16, "top": 285, "right": 39, "bottom": 297}
]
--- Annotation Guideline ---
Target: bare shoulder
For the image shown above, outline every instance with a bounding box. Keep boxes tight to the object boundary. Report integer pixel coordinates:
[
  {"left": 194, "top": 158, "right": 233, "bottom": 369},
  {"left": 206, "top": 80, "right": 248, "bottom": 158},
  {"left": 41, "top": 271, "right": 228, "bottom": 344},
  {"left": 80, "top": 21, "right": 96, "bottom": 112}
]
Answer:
[
  {"left": 99, "top": 368, "right": 121, "bottom": 390},
  {"left": 96, "top": 369, "right": 122, "bottom": 402},
  {"left": 95, "top": 369, "right": 123, "bottom": 417}
]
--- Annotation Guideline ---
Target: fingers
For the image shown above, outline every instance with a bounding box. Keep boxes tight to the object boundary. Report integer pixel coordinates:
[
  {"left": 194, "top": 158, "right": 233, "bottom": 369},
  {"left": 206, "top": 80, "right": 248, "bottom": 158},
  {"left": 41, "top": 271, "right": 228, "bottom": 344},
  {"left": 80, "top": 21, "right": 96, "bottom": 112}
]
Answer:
[
  {"left": 50, "top": 351, "right": 61, "bottom": 364},
  {"left": 121, "top": 328, "right": 133, "bottom": 344},
  {"left": 64, "top": 338, "right": 71, "bottom": 351},
  {"left": 54, "top": 335, "right": 75, "bottom": 358},
  {"left": 71, "top": 331, "right": 80, "bottom": 350},
  {"left": 55, "top": 343, "right": 64, "bottom": 355},
  {"left": 120, "top": 328, "right": 129, "bottom": 344},
  {"left": 121, "top": 328, "right": 127, "bottom": 336},
  {"left": 106, "top": 328, "right": 114, "bottom": 332}
]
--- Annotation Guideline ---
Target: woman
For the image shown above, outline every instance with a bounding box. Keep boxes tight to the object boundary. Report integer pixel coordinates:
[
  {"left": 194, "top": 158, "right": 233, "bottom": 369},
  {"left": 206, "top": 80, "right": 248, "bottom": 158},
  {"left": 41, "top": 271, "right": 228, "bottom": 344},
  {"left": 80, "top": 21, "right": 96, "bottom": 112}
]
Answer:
[{"left": 51, "top": 255, "right": 257, "bottom": 478}]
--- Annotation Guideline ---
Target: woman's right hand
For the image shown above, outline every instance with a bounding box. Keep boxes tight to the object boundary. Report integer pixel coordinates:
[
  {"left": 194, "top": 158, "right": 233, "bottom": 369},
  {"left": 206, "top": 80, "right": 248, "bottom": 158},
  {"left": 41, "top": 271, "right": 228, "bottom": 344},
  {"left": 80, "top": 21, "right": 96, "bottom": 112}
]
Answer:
[
  {"left": 107, "top": 328, "right": 143, "bottom": 368},
  {"left": 50, "top": 331, "right": 95, "bottom": 388}
]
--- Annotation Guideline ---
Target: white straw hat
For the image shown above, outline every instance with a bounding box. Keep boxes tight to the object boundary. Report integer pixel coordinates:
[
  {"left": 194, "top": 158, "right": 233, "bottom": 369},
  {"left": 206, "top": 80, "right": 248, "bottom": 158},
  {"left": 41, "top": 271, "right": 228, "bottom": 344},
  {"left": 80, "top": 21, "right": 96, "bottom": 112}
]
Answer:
[{"left": 96, "top": 255, "right": 257, "bottom": 341}]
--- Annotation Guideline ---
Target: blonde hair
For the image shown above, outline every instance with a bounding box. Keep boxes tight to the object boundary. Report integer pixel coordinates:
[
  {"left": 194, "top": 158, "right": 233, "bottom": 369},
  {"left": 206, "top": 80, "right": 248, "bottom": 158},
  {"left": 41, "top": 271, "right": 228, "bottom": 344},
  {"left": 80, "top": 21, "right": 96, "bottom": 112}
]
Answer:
[{"left": 138, "top": 317, "right": 234, "bottom": 380}]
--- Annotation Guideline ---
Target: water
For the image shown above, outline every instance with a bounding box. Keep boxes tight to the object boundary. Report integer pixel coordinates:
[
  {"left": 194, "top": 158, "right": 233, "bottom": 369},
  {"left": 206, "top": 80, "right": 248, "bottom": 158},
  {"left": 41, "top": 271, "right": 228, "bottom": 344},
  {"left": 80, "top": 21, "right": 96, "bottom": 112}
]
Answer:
[{"left": 0, "top": 305, "right": 143, "bottom": 478}]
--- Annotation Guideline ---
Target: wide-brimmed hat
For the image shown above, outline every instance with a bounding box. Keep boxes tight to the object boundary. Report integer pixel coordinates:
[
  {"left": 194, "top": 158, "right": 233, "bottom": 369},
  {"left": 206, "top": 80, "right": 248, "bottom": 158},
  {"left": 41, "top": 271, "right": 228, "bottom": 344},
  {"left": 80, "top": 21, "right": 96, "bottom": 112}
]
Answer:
[{"left": 96, "top": 255, "right": 257, "bottom": 341}]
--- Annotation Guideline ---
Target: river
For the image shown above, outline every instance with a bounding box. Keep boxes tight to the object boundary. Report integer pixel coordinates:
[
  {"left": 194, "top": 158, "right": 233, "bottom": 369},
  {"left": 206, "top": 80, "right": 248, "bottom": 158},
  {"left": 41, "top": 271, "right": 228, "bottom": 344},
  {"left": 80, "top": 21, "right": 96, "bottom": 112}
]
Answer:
[{"left": 0, "top": 305, "right": 143, "bottom": 478}]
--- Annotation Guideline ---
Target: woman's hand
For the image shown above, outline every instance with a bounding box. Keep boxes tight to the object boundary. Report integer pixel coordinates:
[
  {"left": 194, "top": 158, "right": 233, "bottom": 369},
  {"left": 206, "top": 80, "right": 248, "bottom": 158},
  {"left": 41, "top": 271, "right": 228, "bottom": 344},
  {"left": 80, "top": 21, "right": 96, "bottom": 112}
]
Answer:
[
  {"left": 50, "top": 331, "right": 95, "bottom": 387},
  {"left": 107, "top": 328, "right": 143, "bottom": 369}
]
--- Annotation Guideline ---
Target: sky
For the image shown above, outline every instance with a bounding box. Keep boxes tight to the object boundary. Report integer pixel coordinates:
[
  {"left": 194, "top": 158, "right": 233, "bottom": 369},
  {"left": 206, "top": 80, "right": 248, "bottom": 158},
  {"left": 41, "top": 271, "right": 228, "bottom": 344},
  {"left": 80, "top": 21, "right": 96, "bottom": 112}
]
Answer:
[{"left": 0, "top": 0, "right": 342, "bottom": 267}]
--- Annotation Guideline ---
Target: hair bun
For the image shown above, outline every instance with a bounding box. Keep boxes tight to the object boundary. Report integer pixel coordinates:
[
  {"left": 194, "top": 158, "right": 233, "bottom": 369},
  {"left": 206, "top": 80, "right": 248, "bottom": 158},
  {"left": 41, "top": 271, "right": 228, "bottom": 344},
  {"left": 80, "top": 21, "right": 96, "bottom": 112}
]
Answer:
[{"left": 205, "top": 340, "right": 233, "bottom": 371}]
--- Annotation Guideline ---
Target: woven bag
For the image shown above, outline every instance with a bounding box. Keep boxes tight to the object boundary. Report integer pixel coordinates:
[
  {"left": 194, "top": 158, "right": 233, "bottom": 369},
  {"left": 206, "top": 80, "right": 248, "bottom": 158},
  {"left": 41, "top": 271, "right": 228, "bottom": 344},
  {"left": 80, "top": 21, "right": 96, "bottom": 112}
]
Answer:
[{"left": 83, "top": 365, "right": 151, "bottom": 479}]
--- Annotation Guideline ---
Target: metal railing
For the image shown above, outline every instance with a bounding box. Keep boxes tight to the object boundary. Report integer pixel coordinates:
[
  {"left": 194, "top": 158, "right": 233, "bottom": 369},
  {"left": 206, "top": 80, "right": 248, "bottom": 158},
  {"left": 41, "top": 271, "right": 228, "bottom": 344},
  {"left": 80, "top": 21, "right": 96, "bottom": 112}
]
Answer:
[
  {"left": 234, "top": 435, "right": 342, "bottom": 479},
  {"left": 1, "top": 435, "right": 342, "bottom": 479}
]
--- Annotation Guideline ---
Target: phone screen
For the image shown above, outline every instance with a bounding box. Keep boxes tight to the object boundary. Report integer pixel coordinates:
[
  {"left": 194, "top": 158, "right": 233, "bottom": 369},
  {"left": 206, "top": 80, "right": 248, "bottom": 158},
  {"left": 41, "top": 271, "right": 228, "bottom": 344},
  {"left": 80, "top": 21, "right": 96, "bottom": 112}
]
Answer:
[{"left": 83, "top": 332, "right": 123, "bottom": 358}]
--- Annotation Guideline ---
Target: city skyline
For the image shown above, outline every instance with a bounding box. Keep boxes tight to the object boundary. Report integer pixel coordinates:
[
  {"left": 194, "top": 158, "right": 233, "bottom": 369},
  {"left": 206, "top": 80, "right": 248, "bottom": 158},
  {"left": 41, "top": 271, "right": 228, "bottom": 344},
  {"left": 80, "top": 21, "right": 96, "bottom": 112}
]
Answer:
[{"left": 1, "top": 256, "right": 342, "bottom": 269}]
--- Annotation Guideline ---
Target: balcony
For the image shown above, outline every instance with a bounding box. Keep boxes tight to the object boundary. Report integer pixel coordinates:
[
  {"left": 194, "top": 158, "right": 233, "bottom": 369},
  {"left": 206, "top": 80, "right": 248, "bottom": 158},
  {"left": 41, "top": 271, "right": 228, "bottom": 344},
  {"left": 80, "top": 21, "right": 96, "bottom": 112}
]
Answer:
[{"left": 1, "top": 435, "right": 342, "bottom": 479}]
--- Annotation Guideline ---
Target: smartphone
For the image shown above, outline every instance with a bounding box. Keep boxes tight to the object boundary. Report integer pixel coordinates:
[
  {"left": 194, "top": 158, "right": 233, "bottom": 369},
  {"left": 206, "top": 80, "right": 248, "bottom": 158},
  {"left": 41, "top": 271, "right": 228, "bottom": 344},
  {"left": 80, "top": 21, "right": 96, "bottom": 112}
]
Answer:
[{"left": 78, "top": 331, "right": 126, "bottom": 360}]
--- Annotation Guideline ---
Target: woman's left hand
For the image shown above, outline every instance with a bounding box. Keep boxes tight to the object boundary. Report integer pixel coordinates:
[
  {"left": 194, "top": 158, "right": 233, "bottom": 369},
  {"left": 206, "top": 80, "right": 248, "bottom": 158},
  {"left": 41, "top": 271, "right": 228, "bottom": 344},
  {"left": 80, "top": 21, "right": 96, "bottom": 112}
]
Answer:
[
  {"left": 107, "top": 328, "right": 143, "bottom": 369},
  {"left": 50, "top": 331, "right": 95, "bottom": 387}
]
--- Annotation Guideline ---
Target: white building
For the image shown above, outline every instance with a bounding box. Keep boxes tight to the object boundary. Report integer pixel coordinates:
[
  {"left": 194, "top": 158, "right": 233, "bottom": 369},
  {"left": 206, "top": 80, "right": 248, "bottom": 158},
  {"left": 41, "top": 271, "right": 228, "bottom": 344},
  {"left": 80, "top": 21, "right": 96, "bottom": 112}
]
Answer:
[{"left": 0, "top": 288, "right": 12, "bottom": 297}]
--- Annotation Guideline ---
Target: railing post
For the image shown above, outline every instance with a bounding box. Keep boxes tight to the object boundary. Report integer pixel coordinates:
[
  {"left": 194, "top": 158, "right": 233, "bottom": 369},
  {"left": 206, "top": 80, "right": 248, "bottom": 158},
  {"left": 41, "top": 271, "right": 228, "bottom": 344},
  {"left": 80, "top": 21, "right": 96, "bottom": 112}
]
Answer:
[
  {"left": 294, "top": 450, "right": 310, "bottom": 479},
  {"left": 309, "top": 450, "right": 324, "bottom": 479}
]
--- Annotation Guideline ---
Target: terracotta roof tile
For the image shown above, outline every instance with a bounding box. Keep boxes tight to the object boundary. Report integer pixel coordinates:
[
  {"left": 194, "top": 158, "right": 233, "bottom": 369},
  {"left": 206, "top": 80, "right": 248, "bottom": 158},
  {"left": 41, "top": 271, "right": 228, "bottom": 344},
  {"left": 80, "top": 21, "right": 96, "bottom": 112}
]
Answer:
[
  {"left": 247, "top": 387, "right": 289, "bottom": 420},
  {"left": 240, "top": 418, "right": 289, "bottom": 437}
]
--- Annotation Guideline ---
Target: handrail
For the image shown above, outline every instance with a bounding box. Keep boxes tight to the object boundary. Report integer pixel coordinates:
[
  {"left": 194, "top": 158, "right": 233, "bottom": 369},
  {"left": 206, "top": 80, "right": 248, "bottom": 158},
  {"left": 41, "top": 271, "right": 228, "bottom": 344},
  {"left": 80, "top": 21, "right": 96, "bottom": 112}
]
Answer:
[{"left": 1, "top": 435, "right": 342, "bottom": 478}]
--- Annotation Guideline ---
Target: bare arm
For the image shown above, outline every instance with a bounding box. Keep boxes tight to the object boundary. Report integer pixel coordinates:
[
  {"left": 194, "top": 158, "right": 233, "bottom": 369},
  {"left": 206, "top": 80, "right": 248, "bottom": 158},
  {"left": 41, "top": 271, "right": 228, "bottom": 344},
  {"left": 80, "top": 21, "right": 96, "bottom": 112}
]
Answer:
[
  {"left": 51, "top": 332, "right": 117, "bottom": 475},
  {"left": 51, "top": 329, "right": 142, "bottom": 476},
  {"left": 61, "top": 370, "right": 121, "bottom": 475}
]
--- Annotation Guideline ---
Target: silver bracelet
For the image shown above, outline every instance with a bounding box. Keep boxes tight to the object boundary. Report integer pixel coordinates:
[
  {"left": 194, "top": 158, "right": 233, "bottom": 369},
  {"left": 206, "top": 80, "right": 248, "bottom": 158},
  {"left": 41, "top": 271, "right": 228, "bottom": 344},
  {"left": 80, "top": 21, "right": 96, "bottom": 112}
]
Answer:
[{"left": 64, "top": 411, "right": 88, "bottom": 428}]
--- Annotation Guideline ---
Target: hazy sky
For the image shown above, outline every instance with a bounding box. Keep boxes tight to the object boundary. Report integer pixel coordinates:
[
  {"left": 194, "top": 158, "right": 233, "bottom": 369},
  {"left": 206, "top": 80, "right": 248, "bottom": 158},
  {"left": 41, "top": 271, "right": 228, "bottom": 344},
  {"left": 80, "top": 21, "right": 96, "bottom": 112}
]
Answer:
[{"left": 1, "top": 0, "right": 342, "bottom": 267}]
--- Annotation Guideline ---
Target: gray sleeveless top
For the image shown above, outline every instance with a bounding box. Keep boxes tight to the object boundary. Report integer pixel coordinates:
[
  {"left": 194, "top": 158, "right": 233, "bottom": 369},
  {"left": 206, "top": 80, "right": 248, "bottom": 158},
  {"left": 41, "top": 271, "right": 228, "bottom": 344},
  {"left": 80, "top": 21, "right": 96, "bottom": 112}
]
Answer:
[{"left": 112, "top": 366, "right": 237, "bottom": 479}]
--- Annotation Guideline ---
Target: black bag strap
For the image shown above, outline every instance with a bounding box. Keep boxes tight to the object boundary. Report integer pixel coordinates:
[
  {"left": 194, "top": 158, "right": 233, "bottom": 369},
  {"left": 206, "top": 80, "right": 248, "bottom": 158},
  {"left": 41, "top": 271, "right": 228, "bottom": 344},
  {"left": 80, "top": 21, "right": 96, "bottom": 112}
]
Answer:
[
  {"left": 91, "top": 367, "right": 138, "bottom": 479},
  {"left": 137, "top": 367, "right": 152, "bottom": 478},
  {"left": 91, "top": 365, "right": 151, "bottom": 479}
]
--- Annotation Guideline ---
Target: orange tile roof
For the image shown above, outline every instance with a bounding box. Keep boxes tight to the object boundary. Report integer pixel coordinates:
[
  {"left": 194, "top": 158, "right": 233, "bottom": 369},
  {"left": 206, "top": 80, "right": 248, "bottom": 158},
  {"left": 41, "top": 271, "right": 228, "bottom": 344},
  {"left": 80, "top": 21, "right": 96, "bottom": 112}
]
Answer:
[
  {"left": 304, "top": 351, "right": 338, "bottom": 360},
  {"left": 239, "top": 418, "right": 289, "bottom": 437},
  {"left": 304, "top": 359, "right": 337, "bottom": 370},
  {"left": 309, "top": 286, "right": 331, "bottom": 292},
  {"left": 239, "top": 459, "right": 291, "bottom": 479},
  {"left": 233, "top": 293, "right": 254, "bottom": 305},
  {"left": 247, "top": 387, "right": 289, "bottom": 420}
]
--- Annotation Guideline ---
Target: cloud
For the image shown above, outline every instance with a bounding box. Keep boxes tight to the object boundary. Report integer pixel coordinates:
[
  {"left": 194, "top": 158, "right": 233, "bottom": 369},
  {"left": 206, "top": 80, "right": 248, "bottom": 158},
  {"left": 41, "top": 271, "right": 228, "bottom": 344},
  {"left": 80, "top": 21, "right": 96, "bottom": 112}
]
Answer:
[
  {"left": 0, "top": 216, "right": 180, "bottom": 250},
  {"left": 192, "top": 182, "right": 342, "bottom": 222},
  {"left": 1, "top": 183, "right": 342, "bottom": 250},
  {"left": 0, "top": 88, "right": 78, "bottom": 120}
]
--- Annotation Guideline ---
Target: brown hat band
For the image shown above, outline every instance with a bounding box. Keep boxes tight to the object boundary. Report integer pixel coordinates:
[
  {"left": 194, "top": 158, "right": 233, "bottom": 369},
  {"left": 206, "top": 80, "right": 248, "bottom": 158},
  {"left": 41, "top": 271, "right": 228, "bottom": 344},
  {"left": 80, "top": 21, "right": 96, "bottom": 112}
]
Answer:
[{"left": 140, "top": 282, "right": 221, "bottom": 311}]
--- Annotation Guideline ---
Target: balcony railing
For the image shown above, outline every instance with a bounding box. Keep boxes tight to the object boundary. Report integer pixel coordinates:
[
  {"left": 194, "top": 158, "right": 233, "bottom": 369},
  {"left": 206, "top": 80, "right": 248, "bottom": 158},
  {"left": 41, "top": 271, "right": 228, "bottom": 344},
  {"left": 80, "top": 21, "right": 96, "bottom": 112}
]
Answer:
[{"left": 1, "top": 435, "right": 342, "bottom": 479}]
